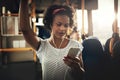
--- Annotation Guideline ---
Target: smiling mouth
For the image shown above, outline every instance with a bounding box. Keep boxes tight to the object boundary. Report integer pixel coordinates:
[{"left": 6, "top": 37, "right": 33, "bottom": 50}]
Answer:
[
  {"left": 60, "top": 32, "right": 65, "bottom": 34},
  {"left": 59, "top": 32, "right": 65, "bottom": 35}
]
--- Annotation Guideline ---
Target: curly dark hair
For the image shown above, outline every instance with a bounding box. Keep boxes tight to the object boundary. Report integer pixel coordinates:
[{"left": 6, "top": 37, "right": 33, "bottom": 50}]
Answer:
[{"left": 43, "top": 4, "right": 74, "bottom": 32}]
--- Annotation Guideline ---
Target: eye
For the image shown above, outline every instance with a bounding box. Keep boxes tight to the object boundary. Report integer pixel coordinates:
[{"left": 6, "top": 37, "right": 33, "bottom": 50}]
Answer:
[
  {"left": 64, "top": 24, "right": 69, "bottom": 28},
  {"left": 55, "top": 22, "right": 69, "bottom": 28},
  {"left": 56, "top": 22, "right": 62, "bottom": 27}
]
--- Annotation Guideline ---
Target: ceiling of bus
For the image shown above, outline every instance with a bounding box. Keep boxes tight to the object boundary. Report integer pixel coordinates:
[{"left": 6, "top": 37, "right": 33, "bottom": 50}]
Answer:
[{"left": 0, "top": 0, "right": 98, "bottom": 14}]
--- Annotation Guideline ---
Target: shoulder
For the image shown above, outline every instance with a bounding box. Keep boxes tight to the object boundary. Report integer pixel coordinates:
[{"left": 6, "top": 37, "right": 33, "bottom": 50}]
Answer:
[
  {"left": 40, "top": 38, "right": 47, "bottom": 42},
  {"left": 69, "top": 39, "right": 81, "bottom": 44},
  {"left": 37, "top": 38, "right": 48, "bottom": 50}
]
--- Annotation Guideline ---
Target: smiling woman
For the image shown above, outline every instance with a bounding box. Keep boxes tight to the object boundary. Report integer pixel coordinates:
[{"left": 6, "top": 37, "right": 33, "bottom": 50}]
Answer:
[
  {"left": 19, "top": 1, "right": 84, "bottom": 80},
  {"left": 1, "top": 0, "right": 120, "bottom": 80}
]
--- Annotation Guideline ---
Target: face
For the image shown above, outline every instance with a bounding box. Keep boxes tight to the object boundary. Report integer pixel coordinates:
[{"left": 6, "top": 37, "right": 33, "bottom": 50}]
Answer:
[{"left": 51, "top": 15, "right": 70, "bottom": 39}]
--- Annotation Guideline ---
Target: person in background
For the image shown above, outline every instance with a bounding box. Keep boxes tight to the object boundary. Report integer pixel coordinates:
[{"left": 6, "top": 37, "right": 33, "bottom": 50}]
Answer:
[
  {"left": 19, "top": 0, "right": 84, "bottom": 80},
  {"left": 104, "top": 22, "right": 120, "bottom": 57},
  {"left": 104, "top": 22, "right": 120, "bottom": 80},
  {"left": 70, "top": 27, "right": 80, "bottom": 41},
  {"left": 81, "top": 34, "right": 89, "bottom": 42}
]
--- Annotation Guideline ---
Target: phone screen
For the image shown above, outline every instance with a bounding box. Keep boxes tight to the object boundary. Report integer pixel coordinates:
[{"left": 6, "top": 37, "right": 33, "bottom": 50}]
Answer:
[{"left": 67, "top": 48, "right": 80, "bottom": 57}]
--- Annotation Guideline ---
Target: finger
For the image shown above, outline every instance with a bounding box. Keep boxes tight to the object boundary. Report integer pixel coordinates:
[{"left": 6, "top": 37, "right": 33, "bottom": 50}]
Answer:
[
  {"left": 63, "top": 58, "right": 73, "bottom": 66},
  {"left": 66, "top": 56, "right": 80, "bottom": 63}
]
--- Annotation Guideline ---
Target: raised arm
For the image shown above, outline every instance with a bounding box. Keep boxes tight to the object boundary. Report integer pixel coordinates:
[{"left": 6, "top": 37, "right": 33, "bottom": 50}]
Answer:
[{"left": 19, "top": 0, "right": 40, "bottom": 50}]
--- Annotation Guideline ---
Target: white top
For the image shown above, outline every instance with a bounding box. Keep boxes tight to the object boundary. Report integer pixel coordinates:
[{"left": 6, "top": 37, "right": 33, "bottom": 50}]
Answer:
[{"left": 36, "top": 39, "right": 83, "bottom": 80}]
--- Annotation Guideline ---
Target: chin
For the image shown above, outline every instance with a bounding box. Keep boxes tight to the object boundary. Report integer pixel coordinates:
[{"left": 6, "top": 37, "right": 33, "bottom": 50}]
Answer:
[{"left": 57, "top": 36, "right": 64, "bottom": 39}]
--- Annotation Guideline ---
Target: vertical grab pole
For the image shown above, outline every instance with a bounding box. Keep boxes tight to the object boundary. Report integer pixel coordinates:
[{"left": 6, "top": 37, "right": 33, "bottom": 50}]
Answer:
[
  {"left": 113, "top": 0, "right": 118, "bottom": 33},
  {"left": 81, "top": 0, "right": 85, "bottom": 35}
]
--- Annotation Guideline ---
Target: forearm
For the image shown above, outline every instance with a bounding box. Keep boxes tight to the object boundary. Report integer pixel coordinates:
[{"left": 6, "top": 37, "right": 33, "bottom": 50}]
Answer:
[
  {"left": 70, "top": 66, "right": 84, "bottom": 80},
  {"left": 71, "top": 54, "right": 85, "bottom": 80},
  {"left": 19, "top": 0, "right": 40, "bottom": 50},
  {"left": 19, "top": 0, "right": 31, "bottom": 31},
  {"left": 79, "top": 53, "right": 84, "bottom": 68}
]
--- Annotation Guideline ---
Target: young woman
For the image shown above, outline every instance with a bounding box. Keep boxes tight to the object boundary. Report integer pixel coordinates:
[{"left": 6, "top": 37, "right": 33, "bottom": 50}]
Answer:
[{"left": 19, "top": 0, "right": 84, "bottom": 80}]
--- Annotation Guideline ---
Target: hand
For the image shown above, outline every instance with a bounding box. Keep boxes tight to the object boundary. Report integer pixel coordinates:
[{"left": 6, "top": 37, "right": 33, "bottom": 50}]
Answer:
[
  {"left": 63, "top": 56, "right": 85, "bottom": 80},
  {"left": 63, "top": 56, "right": 84, "bottom": 71}
]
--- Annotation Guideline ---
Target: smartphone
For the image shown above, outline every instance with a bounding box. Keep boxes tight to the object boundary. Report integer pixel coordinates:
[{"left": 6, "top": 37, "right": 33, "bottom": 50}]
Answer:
[{"left": 67, "top": 48, "right": 80, "bottom": 58}]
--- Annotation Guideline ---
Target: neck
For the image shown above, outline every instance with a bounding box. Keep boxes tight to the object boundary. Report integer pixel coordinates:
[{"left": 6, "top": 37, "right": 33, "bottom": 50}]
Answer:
[
  {"left": 51, "top": 35, "right": 64, "bottom": 41},
  {"left": 50, "top": 35, "right": 65, "bottom": 48}
]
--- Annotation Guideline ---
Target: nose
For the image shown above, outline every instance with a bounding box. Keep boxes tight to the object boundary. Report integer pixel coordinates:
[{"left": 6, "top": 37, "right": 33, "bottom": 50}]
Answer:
[{"left": 60, "top": 25, "right": 66, "bottom": 30}]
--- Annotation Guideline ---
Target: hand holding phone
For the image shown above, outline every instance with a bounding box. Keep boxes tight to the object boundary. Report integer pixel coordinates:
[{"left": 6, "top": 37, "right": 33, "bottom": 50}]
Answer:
[{"left": 67, "top": 48, "right": 80, "bottom": 58}]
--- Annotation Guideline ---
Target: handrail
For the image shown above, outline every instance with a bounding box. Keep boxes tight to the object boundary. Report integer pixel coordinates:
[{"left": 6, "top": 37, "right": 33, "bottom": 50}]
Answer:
[
  {"left": 0, "top": 48, "right": 33, "bottom": 52},
  {"left": 0, "top": 48, "right": 37, "bottom": 62}
]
